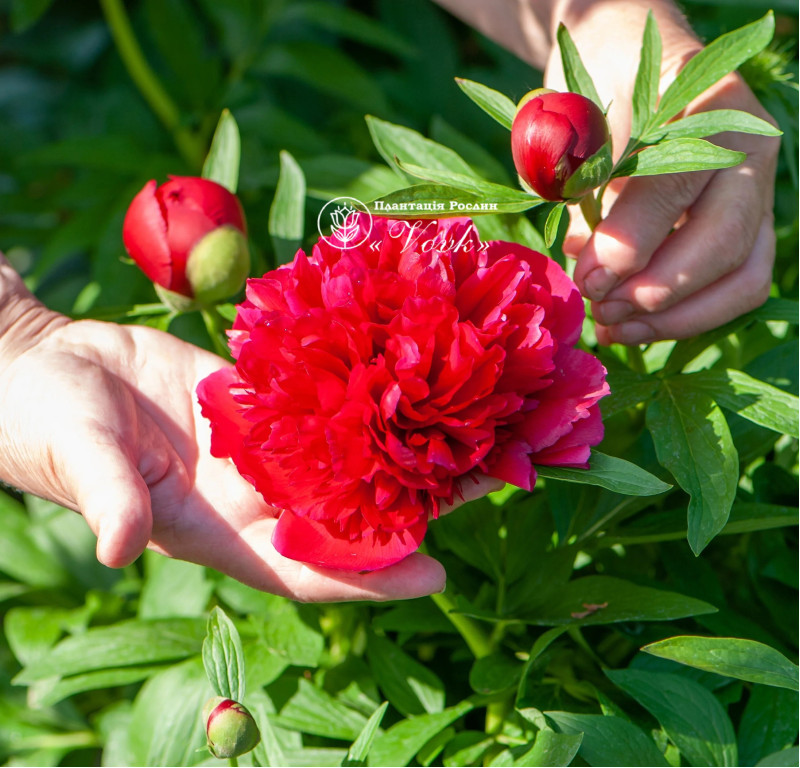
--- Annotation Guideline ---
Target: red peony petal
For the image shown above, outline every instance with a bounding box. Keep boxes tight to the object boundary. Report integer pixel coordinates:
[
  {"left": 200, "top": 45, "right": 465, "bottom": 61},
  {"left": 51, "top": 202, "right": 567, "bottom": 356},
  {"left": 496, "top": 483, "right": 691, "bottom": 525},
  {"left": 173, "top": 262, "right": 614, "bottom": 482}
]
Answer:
[
  {"left": 196, "top": 367, "right": 251, "bottom": 460},
  {"left": 272, "top": 508, "right": 427, "bottom": 571},
  {"left": 122, "top": 180, "right": 174, "bottom": 290}
]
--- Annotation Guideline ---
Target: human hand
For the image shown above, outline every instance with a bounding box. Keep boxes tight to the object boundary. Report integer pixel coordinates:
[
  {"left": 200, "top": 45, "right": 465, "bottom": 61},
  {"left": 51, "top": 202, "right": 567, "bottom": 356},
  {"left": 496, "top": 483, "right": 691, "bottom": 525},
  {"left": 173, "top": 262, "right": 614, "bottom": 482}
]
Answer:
[
  {"left": 0, "top": 300, "right": 498, "bottom": 602},
  {"left": 546, "top": 2, "right": 779, "bottom": 345}
]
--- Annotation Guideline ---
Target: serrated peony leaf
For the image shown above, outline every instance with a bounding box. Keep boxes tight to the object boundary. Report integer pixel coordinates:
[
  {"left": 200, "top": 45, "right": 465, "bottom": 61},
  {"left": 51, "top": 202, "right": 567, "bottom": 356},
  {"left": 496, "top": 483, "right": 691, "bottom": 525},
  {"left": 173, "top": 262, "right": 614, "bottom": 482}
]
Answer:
[
  {"left": 643, "top": 636, "right": 799, "bottom": 691},
  {"left": 646, "top": 383, "right": 738, "bottom": 554},
  {"left": 536, "top": 450, "right": 672, "bottom": 496},
  {"left": 614, "top": 139, "right": 744, "bottom": 177},
  {"left": 202, "top": 109, "right": 241, "bottom": 193},
  {"left": 654, "top": 12, "right": 775, "bottom": 125},
  {"left": 455, "top": 78, "right": 516, "bottom": 130}
]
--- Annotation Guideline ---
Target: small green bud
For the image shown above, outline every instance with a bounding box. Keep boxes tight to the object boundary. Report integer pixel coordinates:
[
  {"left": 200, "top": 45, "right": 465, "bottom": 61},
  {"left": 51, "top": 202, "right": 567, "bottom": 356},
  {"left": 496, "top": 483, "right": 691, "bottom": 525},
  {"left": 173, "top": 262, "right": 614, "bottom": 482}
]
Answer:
[
  {"left": 203, "top": 696, "right": 261, "bottom": 759},
  {"left": 186, "top": 226, "right": 251, "bottom": 307}
]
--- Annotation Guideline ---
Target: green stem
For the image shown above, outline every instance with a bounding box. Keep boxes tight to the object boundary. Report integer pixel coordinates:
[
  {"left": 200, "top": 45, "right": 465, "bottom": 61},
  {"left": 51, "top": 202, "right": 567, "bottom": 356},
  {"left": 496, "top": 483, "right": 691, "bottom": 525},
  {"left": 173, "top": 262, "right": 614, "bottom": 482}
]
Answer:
[
  {"left": 429, "top": 589, "right": 493, "bottom": 659},
  {"left": 98, "top": 0, "right": 205, "bottom": 168},
  {"left": 626, "top": 344, "right": 647, "bottom": 374},
  {"left": 578, "top": 193, "right": 602, "bottom": 231},
  {"left": 228, "top": 758, "right": 239, "bottom": 767},
  {"left": 201, "top": 307, "right": 232, "bottom": 360}
]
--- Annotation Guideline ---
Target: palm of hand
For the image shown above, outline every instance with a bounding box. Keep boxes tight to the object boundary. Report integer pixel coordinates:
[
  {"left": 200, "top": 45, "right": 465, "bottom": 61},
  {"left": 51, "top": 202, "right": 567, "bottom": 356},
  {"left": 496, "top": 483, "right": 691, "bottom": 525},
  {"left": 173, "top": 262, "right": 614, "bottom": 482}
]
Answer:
[{"left": 0, "top": 319, "right": 486, "bottom": 601}]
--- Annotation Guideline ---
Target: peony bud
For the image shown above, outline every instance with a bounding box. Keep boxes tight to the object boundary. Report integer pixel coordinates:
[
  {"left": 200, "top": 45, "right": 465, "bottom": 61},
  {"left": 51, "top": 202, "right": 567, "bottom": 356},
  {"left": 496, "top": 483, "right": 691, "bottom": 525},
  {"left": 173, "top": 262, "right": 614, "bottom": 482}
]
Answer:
[
  {"left": 203, "top": 696, "right": 261, "bottom": 759},
  {"left": 123, "top": 176, "right": 249, "bottom": 305},
  {"left": 511, "top": 90, "right": 610, "bottom": 202}
]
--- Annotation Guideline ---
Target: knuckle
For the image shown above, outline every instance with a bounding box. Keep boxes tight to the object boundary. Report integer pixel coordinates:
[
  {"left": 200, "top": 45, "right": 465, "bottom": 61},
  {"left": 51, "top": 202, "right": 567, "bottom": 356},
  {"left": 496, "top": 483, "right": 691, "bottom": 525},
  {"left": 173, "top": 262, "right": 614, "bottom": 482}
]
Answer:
[{"left": 633, "top": 284, "right": 676, "bottom": 314}]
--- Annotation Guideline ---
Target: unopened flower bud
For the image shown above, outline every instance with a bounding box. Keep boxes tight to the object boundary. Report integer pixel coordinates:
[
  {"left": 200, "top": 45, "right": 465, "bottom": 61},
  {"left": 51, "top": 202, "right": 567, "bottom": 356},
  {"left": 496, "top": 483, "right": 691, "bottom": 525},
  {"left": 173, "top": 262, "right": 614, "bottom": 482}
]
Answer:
[
  {"left": 511, "top": 90, "right": 610, "bottom": 202},
  {"left": 203, "top": 696, "right": 260, "bottom": 759},
  {"left": 123, "top": 176, "right": 249, "bottom": 305}
]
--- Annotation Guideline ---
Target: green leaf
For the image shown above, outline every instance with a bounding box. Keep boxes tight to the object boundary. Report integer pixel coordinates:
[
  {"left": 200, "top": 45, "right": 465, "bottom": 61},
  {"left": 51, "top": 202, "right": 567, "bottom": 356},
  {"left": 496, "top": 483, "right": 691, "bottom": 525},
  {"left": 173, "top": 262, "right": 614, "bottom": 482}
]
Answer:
[
  {"left": 0, "top": 491, "right": 69, "bottom": 588},
  {"left": 643, "top": 636, "right": 799, "bottom": 691},
  {"left": 202, "top": 606, "right": 245, "bottom": 701},
  {"left": 608, "top": 502, "right": 798, "bottom": 546},
  {"left": 544, "top": 203, "right": 566, "bottom": 249},
  {"left": 631, "top": 12, "right": 662, "bottom": 140},
  {"left": 516, "top": 627, "right": 570, "bottom": 707},
  {"left": 536, "top": 450, "right": 672, "bottom": 496},
  {"left": 366, "top": 634, "right": 444, "bottom": 717},
  {"left": 556, "top": 24, "right": 602, "bottom": 108},
  {"left": 366, "top": 115, "right": 476, "bottom": 179},
  {"left": 202, "top": 109, "right": 241, "bottom": 193},
  {"left": 138, "top": 552, "right": 212, "bottom": 619},
  {"left": 643, "top": 109, "right": 781, "bottom": 143},
  {"left": 4, "top": 606, "right": 67, "bottom": 667},
  {"left": 455, "top": 78, "right": 516, "bottom": 131},
  {"left": 127, "top": 658, "right": 211, "bottom": 768},
  {"left": 10, "top": 0, "right": 54, "bottom": 33},
  {"left": 513, "top": 730, "right": 583, "bottom": 767},
  {"left": 396, "top": 160, "right": 540, "bottom": 205},
  {"left": 546, "top": 712, "right": 670, "bottom": 766},
  {"left": 32, "top": 665, "right": 167, "bottom": 709},
  {"left": 14, "top": 618, "right": 206, "bottom": 682},
  {"left": 260, "top": 601, "right": 324, "bottom": 668},
  {"left": 646, "top": 382, "right": 738, "bottom": 554},
  {"left": 654, "top": 13, "right": 775, "bottom": 125},
  {"left": 524, "top": 575, "right": 716, "bottom": 626},
  {"left": 343, "top": 701, "right": 388, "bottom": 767},
  {"left": 269, "top": 150, "right": 306, "bottom": 265},
  {"left": 738, "top": 686, "right": 799, "bottom": 767},
  {"left": 757, "top": 748, "right": 800, "bottom": 767},
  {"left": 600, "top": 369, "right": 660, "bottom": 419},
  {"left": 562, "top": 141, "right": 613, "bottom": 200},
  {"left": 369, "top": 184, "right": 538, "bottom": 217},
  {"left": 606, "top": 669, "right": 737, "bottom": 767},
  {"left": 614, "top": 139, "right": 744, "bottom": 178},
  {"left": 679, "top": 369, "right": 799, "bottom": 438},
  {"left": 369, "top": 700, "right": 474, "bottom": 767},
  {"left": 274, "top": 679, "right": 367, "bottom": 741},
  {"left": 469, "top": 653, "right": 521, "bottom": 696}
]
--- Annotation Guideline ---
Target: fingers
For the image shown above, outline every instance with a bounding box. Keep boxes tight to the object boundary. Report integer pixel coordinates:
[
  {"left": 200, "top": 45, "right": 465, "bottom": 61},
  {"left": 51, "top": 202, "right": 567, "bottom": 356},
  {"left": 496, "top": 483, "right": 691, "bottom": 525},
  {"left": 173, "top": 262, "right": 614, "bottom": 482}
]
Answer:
[
  {"left": 65, "top": 426, "right": 154, "bottom": 568},
  {"left": 574, "top": 170, "right": 712, "bottom": 301},
  {"left": 595, "top": 215, "right": 774, "bottom": 344}
]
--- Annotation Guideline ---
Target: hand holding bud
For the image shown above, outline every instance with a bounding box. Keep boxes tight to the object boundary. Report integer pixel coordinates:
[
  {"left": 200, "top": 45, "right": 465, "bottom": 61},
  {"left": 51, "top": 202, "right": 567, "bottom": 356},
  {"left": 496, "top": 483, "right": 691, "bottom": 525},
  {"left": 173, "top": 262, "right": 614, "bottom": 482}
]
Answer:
[
  {"left": 123, "top": 176, "right": 250, "bottom": 308},
  {"left": 203, "top": 696, "right": 261, "bottom": 760}
]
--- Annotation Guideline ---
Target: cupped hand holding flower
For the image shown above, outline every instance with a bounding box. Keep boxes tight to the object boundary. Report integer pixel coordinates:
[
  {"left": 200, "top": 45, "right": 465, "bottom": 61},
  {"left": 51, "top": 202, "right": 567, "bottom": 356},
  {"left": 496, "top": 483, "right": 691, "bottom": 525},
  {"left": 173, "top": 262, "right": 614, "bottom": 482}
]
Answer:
[{"left": 0, "top": 255, "right": 486, "bottom": 602}]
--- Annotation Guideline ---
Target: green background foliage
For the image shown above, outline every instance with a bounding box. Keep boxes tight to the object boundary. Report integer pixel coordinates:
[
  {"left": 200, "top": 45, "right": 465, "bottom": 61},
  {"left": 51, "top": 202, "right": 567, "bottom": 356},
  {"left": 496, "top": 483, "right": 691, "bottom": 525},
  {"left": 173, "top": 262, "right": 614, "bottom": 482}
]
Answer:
[{"left": 0, "top": 0, "right": 797, "bottom": 766}]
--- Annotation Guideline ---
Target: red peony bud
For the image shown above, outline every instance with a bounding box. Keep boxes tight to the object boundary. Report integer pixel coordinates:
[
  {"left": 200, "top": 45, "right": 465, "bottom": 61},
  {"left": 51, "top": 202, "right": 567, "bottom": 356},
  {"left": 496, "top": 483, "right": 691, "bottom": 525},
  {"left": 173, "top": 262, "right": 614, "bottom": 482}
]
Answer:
[
  {"left": 203, "top": 696, "right": 260, "bottom": 759},
  {"left": 511, "top": 89, "right": 610, "bottom": 202},
  {"left": 122, "top": 176, "right": 249, "bottom": 302}
]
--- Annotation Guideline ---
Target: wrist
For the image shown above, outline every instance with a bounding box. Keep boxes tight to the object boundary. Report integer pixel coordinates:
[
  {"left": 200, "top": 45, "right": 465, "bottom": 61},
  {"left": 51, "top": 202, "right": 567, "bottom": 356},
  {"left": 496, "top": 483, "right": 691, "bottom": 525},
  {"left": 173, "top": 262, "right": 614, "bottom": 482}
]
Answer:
[{"left": 0, "top": 256, "right": 69, "bottom": 364}]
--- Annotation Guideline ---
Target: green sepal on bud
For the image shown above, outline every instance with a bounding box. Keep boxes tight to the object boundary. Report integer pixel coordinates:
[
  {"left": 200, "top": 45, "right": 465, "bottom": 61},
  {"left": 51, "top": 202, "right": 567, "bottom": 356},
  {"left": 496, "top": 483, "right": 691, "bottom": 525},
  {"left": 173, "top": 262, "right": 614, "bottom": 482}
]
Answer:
[
  {"left": 203, "top": 696, "right": 261, "bottom": 759},
  {"left": 186, "top": 225, "right": 250, "bottom": 307}
]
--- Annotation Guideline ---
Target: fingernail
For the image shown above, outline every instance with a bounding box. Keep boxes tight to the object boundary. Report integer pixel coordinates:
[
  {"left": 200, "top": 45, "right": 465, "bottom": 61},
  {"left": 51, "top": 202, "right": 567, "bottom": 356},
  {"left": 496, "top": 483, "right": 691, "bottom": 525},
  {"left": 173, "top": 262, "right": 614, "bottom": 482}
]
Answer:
[
  {"left": 584, "top": 266, "right": 619, "bottom": 301},
  {"left": 596, "top": 300, "right": 634, "bottom": 325},
  {"left": 615, "top": 321, "right": 655, "bottom": 345}
]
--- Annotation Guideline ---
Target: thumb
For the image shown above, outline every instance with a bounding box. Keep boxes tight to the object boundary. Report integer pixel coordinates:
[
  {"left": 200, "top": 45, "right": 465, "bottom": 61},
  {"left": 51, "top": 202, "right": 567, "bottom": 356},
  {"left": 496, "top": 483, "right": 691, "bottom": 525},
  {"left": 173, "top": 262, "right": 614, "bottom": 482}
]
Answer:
[{"left": 63, "top": 430, "right": 153, "bottom": 569}]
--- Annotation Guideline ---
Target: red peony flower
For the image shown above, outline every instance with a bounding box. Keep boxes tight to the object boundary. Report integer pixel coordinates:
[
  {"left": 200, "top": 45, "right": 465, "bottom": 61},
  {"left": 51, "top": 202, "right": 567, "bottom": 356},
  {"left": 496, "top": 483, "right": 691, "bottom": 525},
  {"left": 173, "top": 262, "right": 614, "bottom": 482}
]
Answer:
[{"left": 197, "top": 215, "right": 608, "bottom": 571}]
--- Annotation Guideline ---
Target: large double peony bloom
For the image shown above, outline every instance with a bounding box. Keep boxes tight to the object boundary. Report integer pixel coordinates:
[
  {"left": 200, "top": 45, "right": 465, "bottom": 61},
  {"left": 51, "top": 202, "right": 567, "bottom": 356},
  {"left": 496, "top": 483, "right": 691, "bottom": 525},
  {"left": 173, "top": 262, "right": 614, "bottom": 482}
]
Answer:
[{"left": 197, "top": 215, "right": 608, "bottom": 571}]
